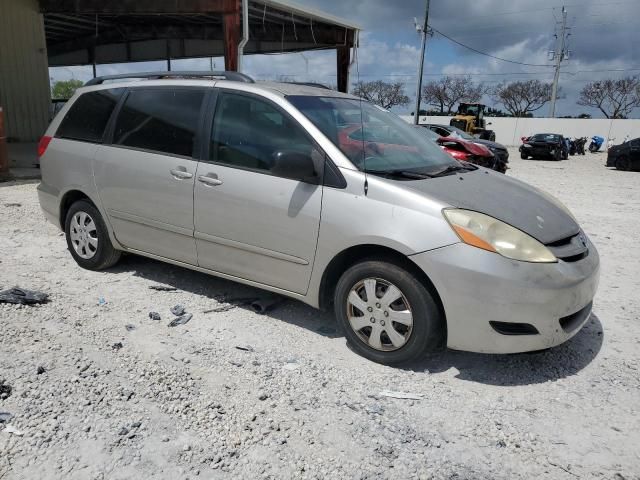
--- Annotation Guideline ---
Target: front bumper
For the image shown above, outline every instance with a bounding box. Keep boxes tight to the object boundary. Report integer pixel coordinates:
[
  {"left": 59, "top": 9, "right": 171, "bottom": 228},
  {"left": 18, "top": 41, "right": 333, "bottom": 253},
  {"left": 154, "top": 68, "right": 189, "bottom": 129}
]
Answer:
[{"left": 410, "top": 239, "right": 600, "bottom": 353}]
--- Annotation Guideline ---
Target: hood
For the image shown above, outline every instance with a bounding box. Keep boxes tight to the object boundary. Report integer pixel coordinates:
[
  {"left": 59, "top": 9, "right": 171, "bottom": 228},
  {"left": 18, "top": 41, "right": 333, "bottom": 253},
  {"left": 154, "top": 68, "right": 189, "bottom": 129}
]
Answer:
[{"left": 406, "top": 168, "right": 580, "bottom": 244}]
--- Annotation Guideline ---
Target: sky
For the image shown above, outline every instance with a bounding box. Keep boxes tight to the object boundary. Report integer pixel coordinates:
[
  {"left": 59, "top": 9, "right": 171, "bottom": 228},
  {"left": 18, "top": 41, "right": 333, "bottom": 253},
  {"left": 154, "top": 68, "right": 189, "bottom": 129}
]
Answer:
[{"left": 49, "top": 0, "right": 640, "bottom": 118}]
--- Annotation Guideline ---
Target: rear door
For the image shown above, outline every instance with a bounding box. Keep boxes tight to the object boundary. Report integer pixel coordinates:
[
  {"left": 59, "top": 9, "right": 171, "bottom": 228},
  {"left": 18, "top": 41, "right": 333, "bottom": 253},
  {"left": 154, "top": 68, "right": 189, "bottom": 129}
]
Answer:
[
  {"left": 193, "top": 90, "right": 323, "bottom": 294},
  {"left": 94, "top": 87, "right": 207, "bottom": 264}
]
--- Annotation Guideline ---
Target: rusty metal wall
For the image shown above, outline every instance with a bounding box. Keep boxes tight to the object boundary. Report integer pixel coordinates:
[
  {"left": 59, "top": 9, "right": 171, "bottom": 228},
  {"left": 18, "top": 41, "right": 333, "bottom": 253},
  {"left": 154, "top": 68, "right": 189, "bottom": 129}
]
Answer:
[{"left": 0, "top": 0, "right": 51, "bottom": 142}]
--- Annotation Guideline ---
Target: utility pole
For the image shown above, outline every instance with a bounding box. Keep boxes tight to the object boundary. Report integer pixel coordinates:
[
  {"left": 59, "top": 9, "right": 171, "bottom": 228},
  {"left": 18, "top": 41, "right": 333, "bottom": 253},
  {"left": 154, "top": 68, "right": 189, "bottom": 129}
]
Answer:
[
  {"left": 413, "top": 0, "right": 431, "bottom": 125},
  {"left": 549, "top": 6, "right": 569, "bottom": 118}
]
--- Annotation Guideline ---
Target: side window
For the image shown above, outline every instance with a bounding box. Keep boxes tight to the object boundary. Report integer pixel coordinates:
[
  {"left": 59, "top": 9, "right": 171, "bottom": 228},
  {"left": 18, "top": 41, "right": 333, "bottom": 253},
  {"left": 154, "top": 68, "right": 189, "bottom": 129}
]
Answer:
[
  {"left": 210, "top": 92, "right": 317, "bottom": 174},
  {"left": 56, "top": 89, "right": 123, "bottom": 143},
  {"left": 630, "top": 139, "right": 640, "bottom": 148},
  {"left": 113, "top": 88, "right": 205, "bottom": 157}
]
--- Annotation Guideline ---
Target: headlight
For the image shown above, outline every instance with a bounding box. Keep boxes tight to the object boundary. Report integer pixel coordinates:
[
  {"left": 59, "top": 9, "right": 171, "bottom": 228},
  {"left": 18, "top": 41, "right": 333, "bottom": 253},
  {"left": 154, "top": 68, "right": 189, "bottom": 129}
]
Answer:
[
  {"left": 443, "top": 209, "right": 557, "bottom": 263},
  {"left": 523, "top": 144, "right": 532, "bottom": 148}
]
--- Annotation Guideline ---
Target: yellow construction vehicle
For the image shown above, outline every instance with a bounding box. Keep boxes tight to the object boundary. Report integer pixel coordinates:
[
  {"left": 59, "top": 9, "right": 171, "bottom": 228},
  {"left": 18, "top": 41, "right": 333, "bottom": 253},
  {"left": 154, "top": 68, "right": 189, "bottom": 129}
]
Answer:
[{"left": 449, "top": 103, "right": 496, "bottom": 141}]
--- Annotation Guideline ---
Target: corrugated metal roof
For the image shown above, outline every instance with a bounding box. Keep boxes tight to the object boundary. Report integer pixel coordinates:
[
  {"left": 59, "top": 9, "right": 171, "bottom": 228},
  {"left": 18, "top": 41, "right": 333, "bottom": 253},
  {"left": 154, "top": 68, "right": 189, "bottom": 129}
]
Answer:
[{"left": 259, "top": 0, "right": 362, "bottom": 30}]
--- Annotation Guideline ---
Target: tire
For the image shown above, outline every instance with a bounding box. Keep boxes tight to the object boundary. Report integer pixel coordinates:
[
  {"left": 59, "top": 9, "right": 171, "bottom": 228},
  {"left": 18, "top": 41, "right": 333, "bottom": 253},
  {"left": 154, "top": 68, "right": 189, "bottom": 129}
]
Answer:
[
  {"left": 65, "top": 200, "right": 121, "bottom": 270},
  {"left": 553, "top": 149, "right": 562, "bottom": 161},
  {"left": 616, "top": 156, "right": 630, "bottom": 171},
  {"left": 334, "top": 260, "right": 444, "bottom": 365},
  {"left": 520, "top": 152, "right": 528, "bottom": 160}
]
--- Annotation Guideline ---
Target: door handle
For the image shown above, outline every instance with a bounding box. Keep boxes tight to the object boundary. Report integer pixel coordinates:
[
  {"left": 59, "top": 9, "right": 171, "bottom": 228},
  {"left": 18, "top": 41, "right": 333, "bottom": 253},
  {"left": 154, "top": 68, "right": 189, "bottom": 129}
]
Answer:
[
  {"left": 170, "top": 168, "right": 193, "bottom": 180},
  {"left": 198, "top": 174, "right": 223, "bottom": 186}
]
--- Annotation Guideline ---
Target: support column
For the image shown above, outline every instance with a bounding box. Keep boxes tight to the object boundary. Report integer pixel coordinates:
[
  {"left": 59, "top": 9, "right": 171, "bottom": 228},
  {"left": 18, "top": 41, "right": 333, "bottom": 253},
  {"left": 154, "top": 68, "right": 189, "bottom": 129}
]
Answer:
[
  {"left": 336, "top": 45, "right": 350, "bottom": 93},
  {"left": 0, "top": 107, "right": 9, "bottom": 180},
  {"left": 222, "top": 0, "right": 241, "bottom": 71},
  {"left": 0, "top": 0, "right": 50, "bottom": 142}
]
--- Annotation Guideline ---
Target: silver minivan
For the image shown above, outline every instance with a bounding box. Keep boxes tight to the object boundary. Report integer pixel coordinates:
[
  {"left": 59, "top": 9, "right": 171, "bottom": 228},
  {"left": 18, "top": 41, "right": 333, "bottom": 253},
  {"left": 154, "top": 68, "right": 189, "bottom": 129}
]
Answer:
[{"left": 37, "top": 72, "right": 599, "bottom": 365}]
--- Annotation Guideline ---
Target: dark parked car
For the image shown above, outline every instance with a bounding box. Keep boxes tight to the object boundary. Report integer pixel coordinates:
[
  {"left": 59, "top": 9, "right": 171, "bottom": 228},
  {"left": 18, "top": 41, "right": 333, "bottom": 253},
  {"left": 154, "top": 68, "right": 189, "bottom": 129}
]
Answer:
[
  {"left": 423, "top": 124, "right": 508, "bottom": 173},
  {"left": 520, "top": 133, "right": 568, "bottom": 161},
  {"left": 606, "top": 137, "right": 640, "bottom": 171}
]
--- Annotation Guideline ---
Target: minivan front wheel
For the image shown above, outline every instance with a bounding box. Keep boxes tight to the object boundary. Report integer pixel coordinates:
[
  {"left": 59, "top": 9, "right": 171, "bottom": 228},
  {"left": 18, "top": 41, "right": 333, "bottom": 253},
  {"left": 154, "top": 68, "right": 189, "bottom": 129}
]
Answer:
[
  {"left": 65, "top": 200, "right": 121, "bottom": 270},
  {"left": 334, "top": 260, "right": 444, "bottom": 365}
]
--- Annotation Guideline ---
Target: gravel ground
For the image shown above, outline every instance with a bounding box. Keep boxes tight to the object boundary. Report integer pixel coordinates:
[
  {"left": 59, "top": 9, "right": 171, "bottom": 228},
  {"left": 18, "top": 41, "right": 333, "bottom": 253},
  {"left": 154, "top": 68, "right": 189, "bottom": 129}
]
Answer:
[{"left": 1, "top": 149, "right": 639, "bottom": 480}]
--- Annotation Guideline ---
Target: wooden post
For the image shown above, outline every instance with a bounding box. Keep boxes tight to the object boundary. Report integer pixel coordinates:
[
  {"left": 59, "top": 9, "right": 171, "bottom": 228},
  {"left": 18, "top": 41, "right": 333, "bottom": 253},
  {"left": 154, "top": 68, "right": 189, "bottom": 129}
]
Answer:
[
  {"left": 336, "top": 45, "right": 350, "bottom": 93},
  {"left": 0, "top": 107, "right": 9, "bottom": 180},
  {"left": 222, "top": 0, "right": 240, "bottom": 71}
]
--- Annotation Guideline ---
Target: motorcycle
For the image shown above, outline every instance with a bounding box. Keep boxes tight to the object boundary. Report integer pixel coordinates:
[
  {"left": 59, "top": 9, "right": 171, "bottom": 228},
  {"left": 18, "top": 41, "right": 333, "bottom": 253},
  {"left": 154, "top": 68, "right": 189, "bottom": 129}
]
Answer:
[
  {"left": 568, "top": 138, "right": 577, "bottom": 156},
  {"left": 589, "top": 135, "right": 605, "bottom": 153},
  {"left": 575, "top": 137, "right": 587, "bottom": 155}
]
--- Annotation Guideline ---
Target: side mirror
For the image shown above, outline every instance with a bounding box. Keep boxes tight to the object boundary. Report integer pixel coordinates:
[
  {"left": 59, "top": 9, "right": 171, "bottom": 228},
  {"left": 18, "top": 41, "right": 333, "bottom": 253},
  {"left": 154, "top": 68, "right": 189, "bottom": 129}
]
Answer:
[{"left": 271, "top": 150, "right": 319, "bottom": 184}]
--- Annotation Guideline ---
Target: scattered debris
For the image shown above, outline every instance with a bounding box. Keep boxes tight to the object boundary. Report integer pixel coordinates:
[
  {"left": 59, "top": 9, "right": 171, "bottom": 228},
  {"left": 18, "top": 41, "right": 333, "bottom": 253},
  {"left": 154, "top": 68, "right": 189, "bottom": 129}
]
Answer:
[
  {"left": 0, "top": 379, "right": 12, "bottom": 400},
  {"left": 36, "top": 366, "right": 46, "bottom": 375},
  {"left": 170, "top": 304, "right": 186, "bottom": 316},
  {"left": 111, "top": 342, "right": 123, "bottom": 351},
  {"left": 148, "top": 311, "right": 161, "bottom": 321},
  {"left": 235, "top": 345, "right": 254, "bottom": 352},
  {"left": 3, "top": 425, "right": 24, "bottom": 436},
  {"left": 148, "top": 285, "right": 177, "bottom": 291},
  {"left": 203, "top": 297, "right": 258, "bottom": 314},
  {"left": 547, "top": 458, "right": 580, "bottom": 478},
  {"left": 282, "top": 363, "right": 300, "bottom": 371},
  {"left": 0, "top": 412, "right": 13, "bottom": 423},
  {"left": 4, "top": 202, "right": 22, "bottom": 207},
  {"left": 118, "top": 427, "right": 129, "bottom": 436},
  {"left": 97, "top": 297, "right": 107, "bottom": 306},
  {"left": 379, "top": 390, "right": 423, "bottom": 400},
  {"left": 131, "top": 421, "right": 142, "bottom": 428},
  {"left": 258, "top": 391, "right": 269, "bottom": 401},
  {"left": 168, "top": 313, "right": 192, "bottom": 327},
  {"left": 125, "top": 324, "right": 136, "bottom": 331},
  {"left": 0, "top": 287, "right": 49, "bottom": 305}
]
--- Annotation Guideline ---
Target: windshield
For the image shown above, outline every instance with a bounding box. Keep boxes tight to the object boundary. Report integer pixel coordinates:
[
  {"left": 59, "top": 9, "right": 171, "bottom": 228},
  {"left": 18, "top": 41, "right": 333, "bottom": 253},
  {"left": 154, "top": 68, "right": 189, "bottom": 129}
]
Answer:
[
  {"left": 445, "top": 125, "right": 474, "bottom": 141},
  {"left": 531, "top": 134, "right": 560, "bottom": 142},
  {"left": 287, "top": 96, "right": 456, "bottom": 173},
  {"left": 418, "top": 126, "right": 442, "bottom": 142}
]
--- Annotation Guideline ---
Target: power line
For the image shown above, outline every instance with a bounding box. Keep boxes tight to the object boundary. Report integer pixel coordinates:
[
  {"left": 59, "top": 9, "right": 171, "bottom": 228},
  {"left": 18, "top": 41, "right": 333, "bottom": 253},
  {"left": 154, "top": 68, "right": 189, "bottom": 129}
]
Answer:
[{"left": 432, "top": 28, "right": 555, "bottom": 67}]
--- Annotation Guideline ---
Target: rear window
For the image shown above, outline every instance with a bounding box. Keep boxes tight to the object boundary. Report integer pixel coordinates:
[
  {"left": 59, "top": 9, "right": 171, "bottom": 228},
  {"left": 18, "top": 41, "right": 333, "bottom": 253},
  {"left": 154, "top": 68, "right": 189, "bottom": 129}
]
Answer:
[
  {"left": 113, "top": 88, "right": 205, "bottom": 158},
  {"left": 56, "top": 89, "right": 123, "bottom": 143}
]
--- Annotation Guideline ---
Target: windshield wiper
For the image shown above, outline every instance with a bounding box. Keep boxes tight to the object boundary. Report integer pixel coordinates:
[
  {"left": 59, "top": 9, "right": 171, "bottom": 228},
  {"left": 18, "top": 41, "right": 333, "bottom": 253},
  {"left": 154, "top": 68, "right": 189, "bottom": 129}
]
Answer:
[
  {"left": 430, "top": 163, "right": 477, "bottom": 177},
  {"left": 364, "top": 169, "right": 433, "bottom": 180}
]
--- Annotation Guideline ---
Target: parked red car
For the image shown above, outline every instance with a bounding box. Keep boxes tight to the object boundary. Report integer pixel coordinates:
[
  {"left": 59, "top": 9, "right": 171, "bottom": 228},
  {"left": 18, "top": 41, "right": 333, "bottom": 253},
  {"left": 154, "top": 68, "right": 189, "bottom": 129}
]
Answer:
[
  {"left": 418, "top": 126, "right": 498, "bottom": 170},
  {"left": 338, "top": 124, "right": 498, "bottom": 171}
]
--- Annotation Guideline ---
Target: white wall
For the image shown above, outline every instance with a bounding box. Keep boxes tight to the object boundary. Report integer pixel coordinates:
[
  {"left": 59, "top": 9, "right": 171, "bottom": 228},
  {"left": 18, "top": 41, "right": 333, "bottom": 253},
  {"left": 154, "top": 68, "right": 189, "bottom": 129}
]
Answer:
[{"left": 401, "top": 115, "right": 640, "bottom": 147}]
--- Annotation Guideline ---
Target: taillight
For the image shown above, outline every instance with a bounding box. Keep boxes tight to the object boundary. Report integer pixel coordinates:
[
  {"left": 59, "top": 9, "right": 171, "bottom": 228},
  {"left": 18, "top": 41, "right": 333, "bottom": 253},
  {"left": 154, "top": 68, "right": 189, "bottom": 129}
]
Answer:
[
  {"left": 448, "top": 150, "right": 469, "bottom": 161},
  {"left": 37, "top": 136, "right": 52, "bottom": 158}
]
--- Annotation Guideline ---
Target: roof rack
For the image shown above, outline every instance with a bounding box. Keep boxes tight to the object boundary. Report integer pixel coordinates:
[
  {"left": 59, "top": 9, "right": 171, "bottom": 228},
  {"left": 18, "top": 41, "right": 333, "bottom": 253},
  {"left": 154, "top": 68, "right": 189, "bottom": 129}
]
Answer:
[
  {"left": 85, "top": 71, "right": 254, "bottom": 86},
  {"left": 285, "top": 82, "right": 333, "bottom": 90}
]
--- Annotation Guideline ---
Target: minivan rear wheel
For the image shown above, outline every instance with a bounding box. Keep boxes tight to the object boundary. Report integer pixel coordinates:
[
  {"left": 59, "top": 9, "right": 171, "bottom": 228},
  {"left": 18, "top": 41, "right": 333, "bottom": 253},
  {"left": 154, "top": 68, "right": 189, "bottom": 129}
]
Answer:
[
  {"left": 65, "top": 200, "right": 121, "bottom": 270},
  {"left": 334, "top": 260, "right": 444, "bottom": 365}
]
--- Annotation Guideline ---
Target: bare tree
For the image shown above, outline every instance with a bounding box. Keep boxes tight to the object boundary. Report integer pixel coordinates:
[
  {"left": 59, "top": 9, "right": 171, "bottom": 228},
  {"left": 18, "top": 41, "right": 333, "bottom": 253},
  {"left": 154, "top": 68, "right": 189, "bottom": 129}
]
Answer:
[
  {"left": 577, "top": 76, "right": 640, "bottom": 119},
  {"left": 352, "top": 80, "right": 410, "bottom": 109},
  {"left": 492, "top": 80, "right": 554, "bottom": 117},
  {"left": 421, "top": 76, "right": 485, "bottom": 114}
]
